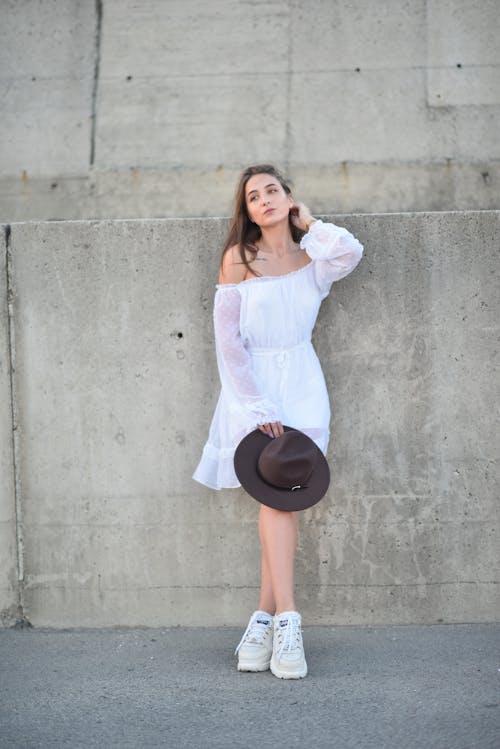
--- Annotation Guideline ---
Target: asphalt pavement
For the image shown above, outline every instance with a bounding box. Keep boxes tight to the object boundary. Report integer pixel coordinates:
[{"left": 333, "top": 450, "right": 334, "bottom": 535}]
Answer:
[{"left": 1, "top": 623, "right": 499, "bottom": 748}]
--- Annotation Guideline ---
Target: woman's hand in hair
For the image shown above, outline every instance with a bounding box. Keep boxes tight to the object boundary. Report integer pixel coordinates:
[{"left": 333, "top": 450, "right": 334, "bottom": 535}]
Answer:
[{"left": 290, "top": 201, "right": 316, "bottom": 233}]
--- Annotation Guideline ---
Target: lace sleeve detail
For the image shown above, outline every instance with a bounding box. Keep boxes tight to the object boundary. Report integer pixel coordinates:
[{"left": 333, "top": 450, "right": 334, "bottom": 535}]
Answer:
[
  {"left": 213, "top": 286, "right": 279, "bottom": 426},
  {"left": 300, "top": 219, "right": 364, "bottom": 297}
]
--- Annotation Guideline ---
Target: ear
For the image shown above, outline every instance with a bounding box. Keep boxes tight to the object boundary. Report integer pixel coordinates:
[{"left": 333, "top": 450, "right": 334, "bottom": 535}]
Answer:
[{"left": 287, "top": 193, "right": 294, "bottom": 207}]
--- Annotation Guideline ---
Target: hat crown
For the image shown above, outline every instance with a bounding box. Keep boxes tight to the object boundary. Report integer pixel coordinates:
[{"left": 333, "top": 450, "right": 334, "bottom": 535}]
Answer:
[{"left": 257, "top": 431, "right": 318, "bottom": 490}]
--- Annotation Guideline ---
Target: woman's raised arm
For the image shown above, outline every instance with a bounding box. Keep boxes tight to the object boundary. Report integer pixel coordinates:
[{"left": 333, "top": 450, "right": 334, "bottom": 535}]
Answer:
[{"left": 300, "top": 219, "right": 364, "bottom": 297}]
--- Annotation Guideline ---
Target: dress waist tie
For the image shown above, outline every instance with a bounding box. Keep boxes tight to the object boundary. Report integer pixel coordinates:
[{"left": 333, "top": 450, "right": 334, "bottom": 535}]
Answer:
[
  {"left": 246, "top": 340, "right": 312, "bottom": 401},
  {"left": 246, "top": 339, "right": 312, "bottom": 356}
]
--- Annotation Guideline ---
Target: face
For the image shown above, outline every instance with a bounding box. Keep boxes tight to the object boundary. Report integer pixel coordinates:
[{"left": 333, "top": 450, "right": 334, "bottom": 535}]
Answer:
[{"left": 245, "top": 173, "right": 293, "bottom": 228}]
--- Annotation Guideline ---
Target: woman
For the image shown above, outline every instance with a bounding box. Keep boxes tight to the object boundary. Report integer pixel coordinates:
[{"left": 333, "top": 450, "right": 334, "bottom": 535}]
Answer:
[{"left": 193, "top": 164, "right": 363, "bottom": 678}]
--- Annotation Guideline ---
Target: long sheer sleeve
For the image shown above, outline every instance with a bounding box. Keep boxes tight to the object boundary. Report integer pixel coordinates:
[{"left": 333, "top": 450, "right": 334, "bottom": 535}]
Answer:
[
  {"left": 300, "top": 219, "right": 364, "bottom": 298},
  {"left": 213, "top": 285, "right": 279, "bottom": 426}
]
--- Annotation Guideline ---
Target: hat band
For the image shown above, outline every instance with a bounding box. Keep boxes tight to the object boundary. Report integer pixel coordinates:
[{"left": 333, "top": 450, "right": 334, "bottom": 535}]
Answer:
[{"left": 256, "top": 463, "right": 308, "bottom": 492}]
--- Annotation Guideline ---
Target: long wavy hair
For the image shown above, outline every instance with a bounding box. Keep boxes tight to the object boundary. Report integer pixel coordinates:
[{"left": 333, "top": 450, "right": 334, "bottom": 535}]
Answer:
[{"left": 221, "top": 164, "right": 304, "bottom": 278}]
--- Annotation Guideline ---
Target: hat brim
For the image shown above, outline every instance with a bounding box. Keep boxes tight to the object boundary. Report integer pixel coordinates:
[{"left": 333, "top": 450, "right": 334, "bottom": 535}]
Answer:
[{"left": 233, "top": 426, "right": 330, "bottom": 512}]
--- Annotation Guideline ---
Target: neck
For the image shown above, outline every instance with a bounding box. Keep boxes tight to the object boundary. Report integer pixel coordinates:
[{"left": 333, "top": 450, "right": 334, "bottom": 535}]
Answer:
[{"left": 259, "top": 221, "right": 295, "bottom": 256}]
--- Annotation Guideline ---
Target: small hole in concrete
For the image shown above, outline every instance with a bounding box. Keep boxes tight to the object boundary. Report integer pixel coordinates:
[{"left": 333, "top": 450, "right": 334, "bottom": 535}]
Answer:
[
  {"left": 177, "top": 332, "right": 183, "bottom": 339},
  {"left": 126, "top": 75, "right": 133, "bottom": 81}
]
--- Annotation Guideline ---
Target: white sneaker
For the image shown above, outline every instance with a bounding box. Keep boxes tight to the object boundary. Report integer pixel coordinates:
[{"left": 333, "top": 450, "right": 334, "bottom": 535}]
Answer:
[
  {"left": 235, "top": 610, "right": 274, "bottom": 672},
  {"left": 270, "top": 611, "right": 307, "bottom": 679}
]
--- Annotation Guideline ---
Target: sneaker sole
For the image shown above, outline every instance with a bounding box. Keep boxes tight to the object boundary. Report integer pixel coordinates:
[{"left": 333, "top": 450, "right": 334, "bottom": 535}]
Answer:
[
  {"left": 270, "top": 657, "right": 307, "bottom": 679},
  {"left": 237, "top": 659, "right": 271, "bottom": 672}
]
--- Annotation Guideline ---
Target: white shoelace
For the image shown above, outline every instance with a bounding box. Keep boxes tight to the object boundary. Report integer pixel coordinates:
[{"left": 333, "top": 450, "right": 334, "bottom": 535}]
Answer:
[
  {"left": 276, "top": 615, "right": 301, "bottom": 658},
  {"left": 234, "top": 612, "right": 272, "bottom": 655}
]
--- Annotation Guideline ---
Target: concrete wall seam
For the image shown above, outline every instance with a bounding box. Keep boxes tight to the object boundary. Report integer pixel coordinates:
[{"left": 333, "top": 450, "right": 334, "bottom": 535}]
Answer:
[
  {"left": 90, "top": 0, "right": 103, "bottom": 167},
  {"left": 0, "top": 223, "right": 21, "bottom": 626},
  {"left": 4, "top": 225, "right": 25, "bottom": 620}
]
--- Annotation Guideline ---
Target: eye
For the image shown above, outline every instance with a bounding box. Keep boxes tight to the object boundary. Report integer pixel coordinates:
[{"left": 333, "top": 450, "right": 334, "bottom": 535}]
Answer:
[{"left": 249, "top": 195, "right": 258, "bottom": 202}]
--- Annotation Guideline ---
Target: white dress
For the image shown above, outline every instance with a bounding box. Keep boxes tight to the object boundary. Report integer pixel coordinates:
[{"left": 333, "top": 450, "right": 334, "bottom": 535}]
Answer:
[{"left": 193, "top": 220, "right": 364, "bottom": 490}]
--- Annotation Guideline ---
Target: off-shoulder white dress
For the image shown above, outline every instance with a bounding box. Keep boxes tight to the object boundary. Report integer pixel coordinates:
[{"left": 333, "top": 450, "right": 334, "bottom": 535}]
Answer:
[{"left": 193, "top": 220, "right": 363, "bottom": 490}]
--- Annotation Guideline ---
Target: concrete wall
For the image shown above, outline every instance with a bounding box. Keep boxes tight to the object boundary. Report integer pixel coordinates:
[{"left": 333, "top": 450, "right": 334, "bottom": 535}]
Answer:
[
  {"left": 0, "top": 212, "right": 498, "bottom": 628},
  {"left": 1, "top": 0, "right": 500, "bottom": 221}
]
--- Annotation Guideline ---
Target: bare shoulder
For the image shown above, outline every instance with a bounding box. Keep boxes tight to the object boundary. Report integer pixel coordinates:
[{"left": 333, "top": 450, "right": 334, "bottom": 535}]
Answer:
[{"left": 218, "top": 244, "right": 248, "bottom": 285}]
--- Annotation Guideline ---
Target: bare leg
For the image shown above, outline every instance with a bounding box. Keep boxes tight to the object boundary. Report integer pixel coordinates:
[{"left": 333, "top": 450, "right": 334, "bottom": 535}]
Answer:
[
  {"left": 257, "top": 545, "right": 276, "bottom": 615},
  {"left": 258, "top": 505, "right": 298, "bottom": 614}
]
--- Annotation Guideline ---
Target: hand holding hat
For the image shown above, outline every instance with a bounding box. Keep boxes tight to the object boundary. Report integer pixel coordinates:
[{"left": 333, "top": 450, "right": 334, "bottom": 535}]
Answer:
[{"left": 234, "top": 426, "right": 330, "bottom": 512}]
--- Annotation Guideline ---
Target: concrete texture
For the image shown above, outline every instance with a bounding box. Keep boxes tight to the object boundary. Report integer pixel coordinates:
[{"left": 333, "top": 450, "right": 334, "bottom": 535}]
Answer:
[
  {"left": 0, "top": 0, "right": 95, "bottom": 175},
  {"left": 1, "top": 0, "right": 499, "bottom": 220},
  {"left": 0, "top": 211, "right": 498, "bottom": 628},
  {"left": 0, "top": 624, "right": 499, "bottom": 748}
]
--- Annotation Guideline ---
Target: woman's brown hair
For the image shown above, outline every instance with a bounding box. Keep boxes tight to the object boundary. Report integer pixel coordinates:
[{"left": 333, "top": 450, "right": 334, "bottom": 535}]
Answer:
[{"left": 221, "top": 164, "right": 304, "bottom": 278}]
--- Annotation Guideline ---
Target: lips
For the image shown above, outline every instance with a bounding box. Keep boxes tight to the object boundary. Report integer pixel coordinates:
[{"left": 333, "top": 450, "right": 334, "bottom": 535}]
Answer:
[{"left": 264, "top": 208, "right": 275, "bottom": 215}]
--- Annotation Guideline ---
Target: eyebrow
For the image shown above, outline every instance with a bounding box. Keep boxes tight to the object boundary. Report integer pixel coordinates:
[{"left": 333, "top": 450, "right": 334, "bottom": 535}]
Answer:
[{"left": 246, "top": 182, "right": 278, "bottom": 196}]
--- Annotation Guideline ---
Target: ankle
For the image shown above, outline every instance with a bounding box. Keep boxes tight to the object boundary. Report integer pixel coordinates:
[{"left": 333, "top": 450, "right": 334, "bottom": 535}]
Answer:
[
  {"left": 258, "top": 604, "right": 276, "bottom": 616},
  {"left": 275, "top": 606, "right": 297, "bottom": 617}
]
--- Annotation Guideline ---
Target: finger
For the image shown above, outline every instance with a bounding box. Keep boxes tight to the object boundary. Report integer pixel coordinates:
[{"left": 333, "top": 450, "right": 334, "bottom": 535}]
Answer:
[
  {"left": 258, "top": 423, "right": 273, "bottom": 438},
  {"left": 269, "top": 421, "right": 282, "bottom": 439},
  {"left": 291, "top": 204, "right": 309, "bottom": 231}
]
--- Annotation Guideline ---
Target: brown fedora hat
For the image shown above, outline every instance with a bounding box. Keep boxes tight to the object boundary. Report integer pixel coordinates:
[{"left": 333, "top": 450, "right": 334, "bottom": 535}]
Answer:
[{"left": 233, "top": 426, "right": 330, "bottom": 512}]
